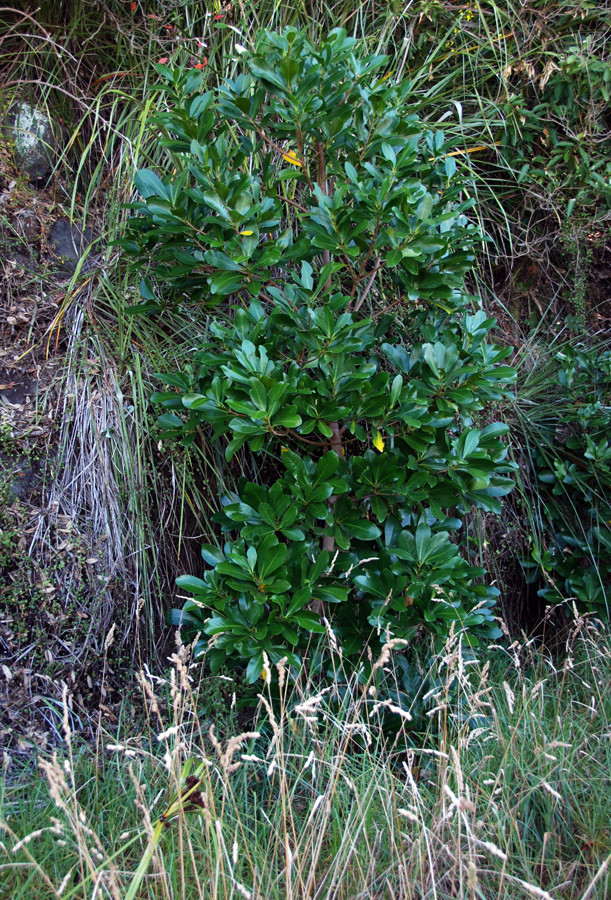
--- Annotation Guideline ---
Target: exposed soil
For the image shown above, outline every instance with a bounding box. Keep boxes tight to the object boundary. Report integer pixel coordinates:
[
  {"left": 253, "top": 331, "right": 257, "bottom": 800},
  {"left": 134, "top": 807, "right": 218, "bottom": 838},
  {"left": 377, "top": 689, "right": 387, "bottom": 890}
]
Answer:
[{"left": 486, "top": 234, "right": 611, "bottom": 347}]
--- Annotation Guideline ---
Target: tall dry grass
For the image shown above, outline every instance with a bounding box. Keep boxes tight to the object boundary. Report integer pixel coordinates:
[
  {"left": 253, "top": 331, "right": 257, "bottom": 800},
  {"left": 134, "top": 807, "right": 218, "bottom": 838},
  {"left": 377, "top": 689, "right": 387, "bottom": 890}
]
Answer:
[{"left": 1, "top": 617, "right": 609, "bottom": 899}]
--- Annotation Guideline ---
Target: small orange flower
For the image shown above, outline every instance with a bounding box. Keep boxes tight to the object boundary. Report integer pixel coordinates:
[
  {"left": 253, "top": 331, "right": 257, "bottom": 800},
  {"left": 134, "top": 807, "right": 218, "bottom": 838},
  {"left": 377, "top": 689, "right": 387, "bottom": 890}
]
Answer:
[{"left": 158, "top": 57, "right": 169, "bottom": 65}]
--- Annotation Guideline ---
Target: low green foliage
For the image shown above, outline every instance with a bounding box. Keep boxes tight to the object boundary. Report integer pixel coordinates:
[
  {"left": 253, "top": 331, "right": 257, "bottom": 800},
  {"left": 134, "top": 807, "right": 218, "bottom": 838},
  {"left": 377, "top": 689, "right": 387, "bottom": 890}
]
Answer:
[
  {"left": 122, "top": 29, "right": 517, "bottom": 682},
  {"left": 411, "top": 0, "right": 611, "bottom": 254}
]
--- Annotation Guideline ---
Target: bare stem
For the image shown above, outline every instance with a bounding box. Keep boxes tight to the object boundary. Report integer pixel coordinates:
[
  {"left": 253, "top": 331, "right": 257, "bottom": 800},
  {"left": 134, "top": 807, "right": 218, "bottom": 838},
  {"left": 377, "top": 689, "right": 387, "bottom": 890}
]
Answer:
[
  {"left": 353, "top": 257, "right": 382, "bottom": 314},
  {"left": 313, "top": 420, "right": 342, "bottom": 615},
  {"left": 316, "top": 141, "right": 332, "bottom": 281}
]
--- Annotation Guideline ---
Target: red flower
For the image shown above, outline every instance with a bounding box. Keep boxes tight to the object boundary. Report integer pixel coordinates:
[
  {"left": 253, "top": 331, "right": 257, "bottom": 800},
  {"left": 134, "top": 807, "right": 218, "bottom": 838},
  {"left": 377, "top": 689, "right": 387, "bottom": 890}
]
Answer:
[
  {"left": 213, "top": 13, "right": 225, "bottom": 20},
  {"left": 158, "top": 57, "right": 169, "bottom": 65},
  {"left": 130, "top": 1, "right": 136, "bottom": 11},
  {"left": 193, "top": 59, "right": 208, "bottom": 68}
]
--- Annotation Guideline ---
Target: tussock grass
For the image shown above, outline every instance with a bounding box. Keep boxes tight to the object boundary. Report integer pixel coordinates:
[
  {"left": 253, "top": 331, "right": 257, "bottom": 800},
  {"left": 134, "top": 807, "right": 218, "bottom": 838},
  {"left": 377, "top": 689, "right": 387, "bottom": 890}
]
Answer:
[{"left": 1, "top": 622, "right": 609, "bottom": 899}]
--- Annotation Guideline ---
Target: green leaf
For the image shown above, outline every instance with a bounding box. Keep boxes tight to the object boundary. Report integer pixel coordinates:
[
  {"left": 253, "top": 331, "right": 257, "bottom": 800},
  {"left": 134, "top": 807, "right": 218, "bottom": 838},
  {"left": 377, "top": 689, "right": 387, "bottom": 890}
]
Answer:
[
  {"left": 343, "top": 520, "right": 381, "bottom": 541},
  {"left": 415, "top": 523, "right": 431, "bottom": 562},
  {"left": 201, "top": 544, "right": 225, "bottom": 566},
  {"left": 202, "top": 191, "right": 228, "bottom": 216},
  {"left": 457, "top": 429, "right": 481, "bottom": 459},
  {"left": 282, "top": 526, "right": 305, "bottom": 541},
  {"left": 273, "top": 408, "right": 302, "bottom": 428},
  {"left": 248, "top": 58, "right": 288, "bottom": 90},
  {"left": 282, "top": 625, "right": 300, "bottom": 645},
  {"left": 157, "top": 413, "right": 184, "bottom": 429},
  {"left": 390, "top": 374, "right": 403, "bottom": 407},
  {"left": 258, "top": 540, "right": 287, "bottom": 578},
  {"left": 204, "top": 250, "right": 244, "bottom": 272},
  {"left": 134, "top": 169, "right": 169, "bottom": 199},
  {"left": 381, "top": 142, "right": 396, "bottom": 165},
  {"left": 344, "top": 161, "right": 359, "bottom": 184},
  {"left": 225, "top": 435, "right": 248, "bottom": 461},
  {"left": 176, "top": 575, "right": 208, "bottom": 593},
  {"left": 311, "top": 584, "right": 350, "bottom": 604},
  {"left": 353, "top": 573, "right": 389, "bottom": 598},
  {"left": 416, "top": 193, "right": 433, "bottom": 221},
  {"left": 291, "top": 613, "right": 327, "bottom": 633},
  {"left": 249, "top": 380, "right": 268, "bottom": 411},
  {"left": 480, "top": 423, "right": 510, "bottom": 440},
  {"left": 383, "top": 343, "right": 411, "bottom": 374},
  {"left": 246, "top": 653, "right": 265, "bottom": 684},
  {"left": 315, "top": 452, "right": 339, "bottom": 483},
  {"left": 209, "top": 272, "right": 244, "bottom": 295}
]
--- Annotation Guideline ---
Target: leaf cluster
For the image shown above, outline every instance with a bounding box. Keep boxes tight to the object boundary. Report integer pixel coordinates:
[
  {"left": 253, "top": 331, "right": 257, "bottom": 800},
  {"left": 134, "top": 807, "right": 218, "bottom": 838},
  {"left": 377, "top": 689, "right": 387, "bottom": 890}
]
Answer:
[{"left": 118, "top": 27, "right": 481, "bottom": 315}]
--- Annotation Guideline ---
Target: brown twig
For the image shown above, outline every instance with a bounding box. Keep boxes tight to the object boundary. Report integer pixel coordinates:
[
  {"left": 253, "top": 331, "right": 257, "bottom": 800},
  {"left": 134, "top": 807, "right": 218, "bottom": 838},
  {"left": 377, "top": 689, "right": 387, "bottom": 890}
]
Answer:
[
  {"left": 371, "top": 296, "right": 407, "bottom": 319},
  {"left": 321, "top": 421, "right": 342, "bottom": 556},
  {"left": 313, "top": 420, "right": 343, "bottom": 615},
  {"left": 353, "top": 257, "right": 383, "bottom": 314},
  {"left": 316, "top": 141, "right": 333, "bottom": 287}
]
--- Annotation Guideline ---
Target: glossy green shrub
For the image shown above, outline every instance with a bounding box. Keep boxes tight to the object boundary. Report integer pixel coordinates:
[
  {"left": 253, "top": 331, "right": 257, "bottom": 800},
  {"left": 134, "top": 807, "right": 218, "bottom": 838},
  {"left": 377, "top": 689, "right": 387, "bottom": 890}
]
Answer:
[
  {"left": 119, "top": 27, "right": 483, "bottom": 314},
  {"left": 123, "top": 28, "right": 517, "bottom": 682}
]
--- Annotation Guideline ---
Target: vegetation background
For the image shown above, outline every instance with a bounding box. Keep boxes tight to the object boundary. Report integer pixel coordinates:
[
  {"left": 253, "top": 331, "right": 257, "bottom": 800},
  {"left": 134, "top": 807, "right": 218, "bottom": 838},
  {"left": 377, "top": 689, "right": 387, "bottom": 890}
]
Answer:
[{"left": 0, "top": 1, "right": 609, "bottom": 898}]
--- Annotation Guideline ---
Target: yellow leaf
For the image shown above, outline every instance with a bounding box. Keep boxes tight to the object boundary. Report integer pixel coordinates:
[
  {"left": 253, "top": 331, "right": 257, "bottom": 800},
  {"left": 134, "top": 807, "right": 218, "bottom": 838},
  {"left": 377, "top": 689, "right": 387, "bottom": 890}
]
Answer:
[
  {"left": 374, "top": 72, "right": 393, "bottom": 87},
  {"left": 239, "top": 230, "right": 254, "bottom": 235},
  {"left": 373, "top": 431, "right": 384, "bottom": 452},
  {"left": 281, "top": 150, "right": 302, "bottom": 167}
]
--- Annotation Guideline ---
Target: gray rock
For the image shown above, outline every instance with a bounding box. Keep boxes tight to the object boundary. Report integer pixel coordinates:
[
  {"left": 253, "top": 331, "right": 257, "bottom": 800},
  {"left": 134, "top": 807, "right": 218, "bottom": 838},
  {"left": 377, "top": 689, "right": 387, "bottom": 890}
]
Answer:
[
  {"left": 13, "top": 209, "right": 41, "bottom": 242},
  {"left": 3, "top": 102, "right": 58, "bottom": 182},
  {"left": 0, "top": 452, "right": 42, "bottom": 503},
  {"left": 0, "top": 370, "right": 38, "bottom": 406},
  {"left": 47, "top": 218, "right": 97, "bottom": 273}
]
